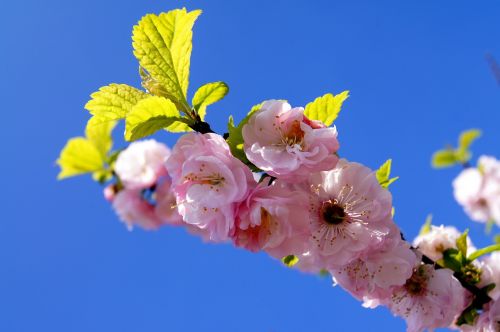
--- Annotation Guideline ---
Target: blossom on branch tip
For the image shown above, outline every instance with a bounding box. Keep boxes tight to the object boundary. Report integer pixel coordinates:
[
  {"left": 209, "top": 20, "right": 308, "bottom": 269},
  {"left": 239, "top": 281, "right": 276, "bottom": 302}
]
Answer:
[{"left": 242, "top": 100, "right": 339, "bottom": 182}]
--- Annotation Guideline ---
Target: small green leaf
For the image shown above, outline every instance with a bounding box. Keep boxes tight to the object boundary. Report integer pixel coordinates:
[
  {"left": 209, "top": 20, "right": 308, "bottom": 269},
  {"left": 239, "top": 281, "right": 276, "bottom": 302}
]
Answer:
[
  {"left": 125, "top": 96, "right": 188, "bottom": 141},
  {"left": 456, "top": 307, "right": 479, "bottom": 326},
  {"left": 85, "top": 84, "right": 147, "bottom": 120},
  {"left": 192, "top": 81, "right": 229, "bottom": 119},
  {"left": 282, "top": 255, "right": 299, "bottom": 267},
  {"left": 494, "top": 234, "right": 500, "bottom": 244},
  {"left": 419, "top": 214, "right": 433, "bottom": 235},
  {"left": 442, "top": 248, "right": 464, "bottom": 272},
  {"left": 458, "top": 129, "right": 481, "bottom": 153},
  {"left": 226, "top": 102, "right": 263, "bottom": 172},
  {"left": 304, "top": 91, "right": 349, "bottom": 127},
  {"left": 57, "top": 138, "right": 104, "bottom": 179},
  {"left": 375, "top": 159, "right": 399, "bottom": 189},
  {"left": 456, "top": 229, "right": 469, "bottom": 257},
  {"left": 132, "top": 9, "right": 201, "bottom": 112},
  {"left": 485, "top": 219, "right": 495, "bottom": 234},
  {"left": 431, "top": 149, "right": 458, "bottom": 168},
  {"left": 481, "top": 283, "right": 496, "bottom": 294},
  {"left": 468, "top": 244, "right": 500, "bottom": 262}
]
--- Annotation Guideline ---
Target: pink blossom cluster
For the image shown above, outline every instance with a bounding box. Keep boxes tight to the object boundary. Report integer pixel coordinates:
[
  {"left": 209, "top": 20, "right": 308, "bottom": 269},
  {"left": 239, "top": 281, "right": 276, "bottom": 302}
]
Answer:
[
  {"left": 105, "top": 101, "right": 477, "bottom": 332},
  {"left": 104, "top": 139, "right": 182, "bottom": 230},
  {"left": 453, "top": 156, "right": 500, "bottom": 226}
]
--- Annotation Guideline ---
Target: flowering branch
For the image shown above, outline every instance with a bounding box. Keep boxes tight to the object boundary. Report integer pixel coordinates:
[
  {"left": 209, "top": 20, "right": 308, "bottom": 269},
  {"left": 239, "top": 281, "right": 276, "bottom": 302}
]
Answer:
[{"left": 56, "top": 7, "right": 500, "bottom": 332}]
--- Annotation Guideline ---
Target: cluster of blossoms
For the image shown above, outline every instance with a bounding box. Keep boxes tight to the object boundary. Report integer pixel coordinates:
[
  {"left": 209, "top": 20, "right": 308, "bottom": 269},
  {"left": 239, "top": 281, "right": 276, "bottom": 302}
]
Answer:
[
  {"left": 454, "top": 155, "right": 500, "bottom": 227},
  {"left": 102, "top": 100, "right": 491, "bottom": 332},
  {"left": 58, "top": 8, "right": 500, "bottom": 332}
]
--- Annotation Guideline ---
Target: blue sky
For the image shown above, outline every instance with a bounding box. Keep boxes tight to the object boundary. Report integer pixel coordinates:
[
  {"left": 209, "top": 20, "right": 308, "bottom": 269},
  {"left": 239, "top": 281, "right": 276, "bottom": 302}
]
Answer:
[{"left": 2, "top": 0, "right": 500, "bottom": 331}]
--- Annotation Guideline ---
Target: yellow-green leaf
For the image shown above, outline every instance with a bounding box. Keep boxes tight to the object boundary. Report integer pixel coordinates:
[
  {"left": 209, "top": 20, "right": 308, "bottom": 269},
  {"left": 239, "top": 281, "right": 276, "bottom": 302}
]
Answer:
[
  {"left": 85, "top": 84, "right": 147, "bottom": 120},
  {"left": 376, "top": 159, "right": 399, "bottom": 189},
  {"left": 85, "top": 117, "right": 117, "bottom": 157},
  {"left": 456, "top": 229, "right": 469, "bottom": 257},
  {"left": 459, "top": 129, "right": 482, "bottom": 152},
  {"left": 192, "top": 81, "right": 229, "bottom": 119},
  {"left": 431, "top": 149, "right": 458, "bottom": 168},
  {"left": 57, "top": 138, "right": 104, "bottom": 179},
  {"left": 226, "top": 102, "right": 263, "bottom": 172},
  {"left": 132, "top": 8, "right": 201, "bottom": 112},
  {"left": 304, "top": 91, "right": 349, "bottom": 126},
  {"left": 419, "top": 214, "right": 433, "bottom": 235},
  {"left": 125, "top": 96, "right": 187, "bottom": 141}
]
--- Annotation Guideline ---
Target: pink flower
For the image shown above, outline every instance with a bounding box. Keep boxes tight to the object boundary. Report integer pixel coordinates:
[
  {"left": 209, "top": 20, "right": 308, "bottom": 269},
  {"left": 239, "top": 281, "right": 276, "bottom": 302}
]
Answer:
[
  {"left": 231, "top": 179, "right": 310, "bottom": 259},
  {"left": 388, "top": 265, "right": 468, "bottom": 332},
  {"left": 413, "top": 225, "right": 476, "bottom": 262},
  {"left": 155, "top": 179, "right": 183, "bottom": 226},
  {"left": 453, "top": 156, "right": 500, "bottom": 225},
  {"left": 242, "top": 100, "right": 339, "bottom": 182},
  {"left": 330, "top": 239, "right": 417, "bottom": 306},
  {"left": 112, "top": 188, "right": 164, "bottom": 231},
  {"left": 165, "top": 133, "right": 255, "bottom": 242},
  {"left": 114, "top": 139, "right": 170, "bottom": 190},
  {"left": 305, "top": 159, "right": 397, "bottom": 269},
  {"left": 479, "top": 251, "right": 500, "bottom": 301}
]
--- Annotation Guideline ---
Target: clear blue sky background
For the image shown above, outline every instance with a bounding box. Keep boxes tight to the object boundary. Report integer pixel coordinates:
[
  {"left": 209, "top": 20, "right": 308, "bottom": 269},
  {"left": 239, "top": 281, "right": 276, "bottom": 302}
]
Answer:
[{"left": 2, "top": 1, "right": 500, "bottom": 331}]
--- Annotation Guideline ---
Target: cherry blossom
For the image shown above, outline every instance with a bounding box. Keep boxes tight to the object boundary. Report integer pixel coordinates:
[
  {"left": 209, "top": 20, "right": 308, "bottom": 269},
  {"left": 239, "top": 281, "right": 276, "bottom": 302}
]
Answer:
[
  {"left": 388, "top": 264, "right": 468, "bottom": 332},
  {"left": 242, "top": 100, "right": 339, "bottom": 182},
  {"left": 413, "top": 225, "right": 476, "bottom": 261},
  {"left": 165, "top": 132, "right": 255, "bottom": 242},
  {"left": 305, "top": 159, "right": 397, "bottom": 269},
  {"left": 114, "top": 139, "right": 170, "bottom": 190},
  {"left": 231, "top": 179, "right": 310, "bottom": 259}
]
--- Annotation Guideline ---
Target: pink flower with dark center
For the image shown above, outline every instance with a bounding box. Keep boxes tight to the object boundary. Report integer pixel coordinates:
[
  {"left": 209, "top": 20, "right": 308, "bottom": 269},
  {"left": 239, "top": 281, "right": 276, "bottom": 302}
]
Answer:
[
  {"left": 242, "top": 100, "right": 339, "bottom": 182},
  {"left": 232, "top": 179, "right": 310, "bottom": 259},
  {"left": 306, "top": 159, "right": 397, "bottom": 269},
  {"left": 165, "top": 133, "right": 256, "bottom": 242},
  {"left": 114, "top": 139, "right": 170, "bottom": 190},
  {"left": 388, "top": 265, "right": 468, "bottom": 332}
]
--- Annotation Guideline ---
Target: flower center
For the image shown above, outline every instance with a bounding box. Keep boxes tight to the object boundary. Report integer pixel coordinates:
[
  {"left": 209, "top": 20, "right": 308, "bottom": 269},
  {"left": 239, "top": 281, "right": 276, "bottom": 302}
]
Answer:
[
  {"left": 404, "top": 267, "right": 427, "bottom": 296},
  {"left": 283, "top": 120, "right": 305, "bottom": 147},
  {"left": 320, "top": 201, "right": 346, "bottom": 225}
]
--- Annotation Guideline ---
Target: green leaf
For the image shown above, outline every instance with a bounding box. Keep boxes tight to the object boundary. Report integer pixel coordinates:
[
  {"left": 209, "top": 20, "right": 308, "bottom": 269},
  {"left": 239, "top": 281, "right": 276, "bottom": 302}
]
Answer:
[
  {"left": 85, "top": 117, "right": 117, "bottom": 157},
  {"left": 419, "top": 214, "right": 433, "bottom": 235},
  {"left": 57, "top": 137, "right": 104, "bottom": 179},
  {"left": 192, "top": 81, "right": 229, "bottom": 119},
  {"left": 125, "top": 96, "right": 187, "bottom": 141},
  {"left": 456, "top": 307, "right": 479, "bottom": 326},
  {"left": 226, "top": 102, "right": 263, "bottom": 172},
  {"left": 375, "top": 159, "right": 399, "bottom": 189},
  {"left": 282, "top": 255, "right": 299, "bottom": 267},
  {"left": 85, "top": 84, "right": 147, "bottom": 120},
  {"left": 304, "top": 91, "right": 349, "bottom": 126},
  {"left": 458, "top": 129, "right": 481, "bottom": 153},
  {"left": 456, "top": 229, "right": 469, "bottom": 257},
  {"left": 132, "top": 8, "right": 201, "bottom": 112},
  {"left": 442, "top": 248, "right": 464, "bottom": 272},
  {"left": 468, "top": 244, "right": 500, "bottom": 262},
  {"left": 431, "top": 149, "right": 458, "bottom": 168},
  {"left": 494, "top": 234, "right": 500, "bottom": 244}
]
